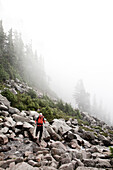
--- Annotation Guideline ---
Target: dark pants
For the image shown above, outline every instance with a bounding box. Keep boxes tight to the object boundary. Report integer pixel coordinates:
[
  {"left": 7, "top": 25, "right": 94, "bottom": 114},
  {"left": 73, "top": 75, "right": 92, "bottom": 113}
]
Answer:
[{"left": 36, "top": 126, "right": 43, "bottom": 141}]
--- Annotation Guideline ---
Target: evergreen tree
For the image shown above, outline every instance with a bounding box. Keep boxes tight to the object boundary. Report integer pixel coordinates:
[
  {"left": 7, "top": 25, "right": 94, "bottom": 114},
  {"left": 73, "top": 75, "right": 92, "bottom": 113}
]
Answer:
[
  {"left": 5, "top": 28, "right": 15, "bottom": 65},
  {"left": 13, "top": 31, "right": 25, "bottom": 75},
  {"left": 0, "top": 20, "right": 5, "bottom": 61},
  {"left": 74, "top": 79, "right": 90, "bottom": 112}
]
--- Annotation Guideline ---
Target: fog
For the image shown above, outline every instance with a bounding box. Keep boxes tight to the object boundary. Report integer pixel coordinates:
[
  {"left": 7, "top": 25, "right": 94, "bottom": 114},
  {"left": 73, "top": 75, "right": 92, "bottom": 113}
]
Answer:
[{"left": 0, "top": 0, "right": 113, "bottom": 124}]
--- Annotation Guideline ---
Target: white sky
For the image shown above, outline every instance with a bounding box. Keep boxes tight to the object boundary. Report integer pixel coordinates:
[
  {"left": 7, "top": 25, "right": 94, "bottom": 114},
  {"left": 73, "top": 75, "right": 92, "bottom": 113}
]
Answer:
[{"left": 0, "top": 0, "right": 113, "bottom": 118}]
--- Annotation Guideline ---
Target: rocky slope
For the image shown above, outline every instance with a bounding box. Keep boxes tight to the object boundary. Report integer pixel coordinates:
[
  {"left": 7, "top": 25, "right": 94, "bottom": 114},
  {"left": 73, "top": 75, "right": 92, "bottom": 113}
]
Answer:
[{"left": 0, "top": 80, "right": 113, "bottom": 170}]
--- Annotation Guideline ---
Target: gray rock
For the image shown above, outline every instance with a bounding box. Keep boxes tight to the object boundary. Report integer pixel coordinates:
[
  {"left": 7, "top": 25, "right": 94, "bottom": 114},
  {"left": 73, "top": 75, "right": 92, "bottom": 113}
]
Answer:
[
  {"left": 20, "top": 111, "right": 27, "bottom": 117},
  {"left": 46, "top": 125, "right": 61, "bottom": 141},
  {"left": 15, "top": 78, "right": 20, "bottom": 83},
  {"left": 15, "top": 121, "right": 23, "bottom": 128},
  {"left": 0, "top": 160, "right": 15, "bottom": 169},
  {"left": 86, "top": 146, "right": 99, "bottom": 153},
  {"left": 71, "top": 119, "right": 78, "bottom": 125},
  {"left": 6, "top": 162, "right": 39, "bottom": 170},
  {"left": 50, "top": 141, "right": 66, "bottom": 151},
  {"left": 67, "top": 149, "right": 83, "bottom": 160},
  {"left": 52, "top": 119, "right": 71, "bottom": 135},
  {"left": 59, "top": 162, "right": 74, "bottom": 170},
  {"left": 75, "top": 134, "right": 91, "bottom": 148},
  {"left": 68, "top": 139, "right": 80, "bottom": 149},
  {"left": 0, "top": 94, "right": 10, "bottom": 107},
  {"left": 0, "top": 134, "right": 8, "bottom": 144},
  {"left": 14, "top": 83, "right": 24, "bottom": 93},
  {"left": 81, "top": 150, "right": 92, "bottom": 159},
  {"left": 60, "top": 153, "right": 71, "bottom": 165},
  {"left": 9, "top": 106, "right": 20, "bottom": 115},
  {"left": 5, "top": 117, "right": 16, "bottom": 128},
  {"left": 28, "top": 111, "right": 39, "bottom": 119},
  {"left": 0, "top": 127, "right": 9, "bottom": 134},
  {"left": 82, "top": 159, "right": 96, "bottom": 167},
  {"left": 0, "top": 110, "right": 9, "bottom": 116},
  {"left": 96, "top": 158, "right": 112, "bottom": 168},
  {"left": 43, "top": 126, "right": 51, "bottom": 141},
  {"left": 82, "top": 131, "right": 95, "bottom": 141},
  {"left": 64, "top": 131, "right": 77, "bottom": 141},
  {"left": 92, "top": 152, "right": 107, "bottom": 159},
  {"left": 23, "top": 122, "right": 34, "bottom": 129},
  {"left": 0, "top": 104, "right": 8, "bottom": 111},
  {"left": 9, "top": 88, "right": 17, "bottom": 95},
  {"left": 28, "top": 160, "right": 39, "bottom": 167},
  {"left": 51, "top": 148, "right": 65, "bottom": 156},
  {"left": 13, "top": 114, "right": 30, "bottom": 122}
]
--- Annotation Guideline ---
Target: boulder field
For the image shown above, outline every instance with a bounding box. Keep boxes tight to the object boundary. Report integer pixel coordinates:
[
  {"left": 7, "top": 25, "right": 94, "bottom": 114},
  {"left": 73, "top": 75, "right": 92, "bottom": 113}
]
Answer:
[{"left": 0, "top": 80, "right": 113, "bottom": 169}]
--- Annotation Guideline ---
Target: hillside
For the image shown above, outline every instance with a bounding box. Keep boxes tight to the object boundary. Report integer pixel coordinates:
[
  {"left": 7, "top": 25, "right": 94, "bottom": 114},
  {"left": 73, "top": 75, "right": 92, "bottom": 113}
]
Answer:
[
  {"left": 0, "top": 79, "right": 113, "bottom": 169},
  {"left": 0, "top": 20, "right": 113, "bottom": 169},
  {"left": 0, "top": 20, "right": 57, "bottom": 99}
]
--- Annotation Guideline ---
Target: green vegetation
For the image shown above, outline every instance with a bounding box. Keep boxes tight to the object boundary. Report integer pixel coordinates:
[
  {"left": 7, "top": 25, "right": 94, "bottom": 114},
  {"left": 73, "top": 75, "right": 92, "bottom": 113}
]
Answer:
[
  {"left": 0, "top": 20, "right": 52, "bottom": 95},
  {"left": 1, "top": 88, "right": 82, "bottom": 122},
  {"left": 77, "top": 118, "right": 90, "bottom": 126},
  {"left": 80, "top": 126, "right": 93, "bottom": 132},
  {"left": 109, "top": 147, "right": 113, "bottom": 157},
  {"left": 100, "top": 132, "right": 108, "bottom": 137},
  {"left": 108, "top": 130, "right": 113, "bottom": 135}
]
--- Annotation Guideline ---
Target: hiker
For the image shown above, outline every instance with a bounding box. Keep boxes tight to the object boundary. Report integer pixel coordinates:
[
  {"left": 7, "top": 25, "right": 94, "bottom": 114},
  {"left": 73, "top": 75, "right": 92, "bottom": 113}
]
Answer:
[{"left": 35, "top": 113, "right": 45, "bottom": 142}]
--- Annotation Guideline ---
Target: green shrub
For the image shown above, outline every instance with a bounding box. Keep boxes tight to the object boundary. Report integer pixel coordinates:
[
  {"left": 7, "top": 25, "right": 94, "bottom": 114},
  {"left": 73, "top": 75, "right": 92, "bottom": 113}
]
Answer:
[
  {"left": 77, "top": 118, "right": 89, "bottom": 126},
  {"left": 108, "top": 130, "right": 113, "bottom": 135},
  {"left": 100, "top": 132, "right": 108, "bottom": 137},
  {"left": 74, "top": 109, "right": 82, "bottom": 119},
  {"left": 40, "top": 106, "right": 54, "bottom": 122},
  {"left": 1, "top": 89, "right": 17, "bottom": 106},
  {"left": 15, "top": 102, "right": 26, "bottom": 111},
  {"left": 38, "top": 99, "right": 47, "bottom": 107},
  {"left": 27, "top": 89, "right": 37, "bottom": 99},
  {"left": 109, "top": 147, "right": 113, "bottom": 157},
  {"left": 81, "top": 126, "right": 93, "bottom": 132},
  {"left": 0, "top": 64, "right": 9, "bottom": 82}
]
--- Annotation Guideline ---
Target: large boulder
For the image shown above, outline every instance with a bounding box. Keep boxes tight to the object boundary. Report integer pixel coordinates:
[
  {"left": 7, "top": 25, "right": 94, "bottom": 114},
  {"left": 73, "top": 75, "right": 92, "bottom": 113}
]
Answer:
[
  {"left": 5, "top": 117, "right": 16, "bottom": 128},
  {"left": 23, "top": 122, "right": 34, "bottom": 129},
  {"left": 13, "top": 114, "right": 30, "bottom": 122},
  {"left": 51, "top": 119, "right": 71, "bottom": 135},
  {"left": 95, "top": 158, "right": 112, "bottom": 168},
  {"left": 0, "top": 94, "right": 10, "bottom": 107},
  {"left": 28, "top": 111, "right": 39, "bottom": 120},
  {"left": 97, "top": 134, "right": 111, "bottom": 146},
  {"left": 81, "top": 131, "right": 95, "bottom": 141},
  {"left": 46, "top": 125, "right": 62, "bottom": 141},
  {"left": 43, "top": 126, "right": 51, "bottom": 141},
  {"left": 81, "top": 112, "right": 96, "bottom": 124},
  {"left": 8, "top": 106, "right": 20, "bottom": 115},
  {"left": 49, "top": 141, "right": 66, "bottom": 151}
]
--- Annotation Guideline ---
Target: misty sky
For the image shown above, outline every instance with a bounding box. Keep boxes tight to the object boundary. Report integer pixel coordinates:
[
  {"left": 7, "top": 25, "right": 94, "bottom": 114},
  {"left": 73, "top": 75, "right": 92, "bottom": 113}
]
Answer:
[{"left": 0, "top": 0, "right": 113, "bottom": 119}]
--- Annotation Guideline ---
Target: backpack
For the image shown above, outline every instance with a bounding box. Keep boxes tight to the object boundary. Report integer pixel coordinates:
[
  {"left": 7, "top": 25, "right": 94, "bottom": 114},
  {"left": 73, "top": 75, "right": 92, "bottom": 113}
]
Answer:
[{"left": 37, "top": 115, "right": 44, "bottom": 125}]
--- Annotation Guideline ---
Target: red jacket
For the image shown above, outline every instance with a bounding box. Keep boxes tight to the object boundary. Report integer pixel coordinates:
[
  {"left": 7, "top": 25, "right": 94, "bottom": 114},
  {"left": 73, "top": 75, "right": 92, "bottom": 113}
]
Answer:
[{"left": 35, "top": 115, "right": 45, "bottom": 126}]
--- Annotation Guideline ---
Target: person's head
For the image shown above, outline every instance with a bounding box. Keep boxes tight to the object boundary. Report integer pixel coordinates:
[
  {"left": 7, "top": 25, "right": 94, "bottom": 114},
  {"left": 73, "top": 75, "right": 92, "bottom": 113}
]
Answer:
[{"left": 39, "top": 113, "right": 42, "bottom": 116}]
